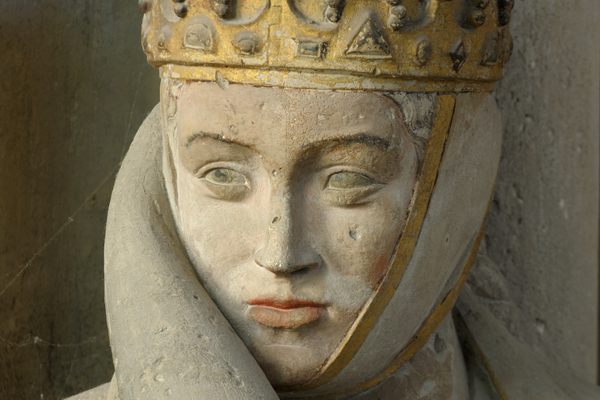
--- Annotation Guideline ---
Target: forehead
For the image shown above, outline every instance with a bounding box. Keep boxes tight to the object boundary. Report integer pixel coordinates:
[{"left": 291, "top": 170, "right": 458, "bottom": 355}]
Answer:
[{"left": 173, "top": 82, "right": 407, "bottom": 150}]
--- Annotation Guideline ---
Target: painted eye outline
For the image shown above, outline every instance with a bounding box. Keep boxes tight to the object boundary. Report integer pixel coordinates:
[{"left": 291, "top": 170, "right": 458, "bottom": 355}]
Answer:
[
  {"left": 322, "top": 166, "right": 384, "bottom": 190},
  {"left": 194, "top": 163, "right": 252, "bottom": 201},
  {"left": 324, "top": 170, "right": 380, "bottom": 190},
  {"left": 321, "top": 167, "right": 385, "bottom": 207},
  {"left": 203, "top": 167, "right": 249, "bottom": 187}
]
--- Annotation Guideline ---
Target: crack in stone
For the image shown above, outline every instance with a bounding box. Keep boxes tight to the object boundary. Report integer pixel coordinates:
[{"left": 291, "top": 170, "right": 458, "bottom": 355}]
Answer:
[{"left": 0, "top": 164, "right": 121, "bottom": 300}]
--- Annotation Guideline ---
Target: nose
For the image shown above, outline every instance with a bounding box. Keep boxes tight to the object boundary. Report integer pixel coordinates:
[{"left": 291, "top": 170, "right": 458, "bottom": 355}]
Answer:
[{"left": 254, "top": 188, "right": 320, "bottom": 275}]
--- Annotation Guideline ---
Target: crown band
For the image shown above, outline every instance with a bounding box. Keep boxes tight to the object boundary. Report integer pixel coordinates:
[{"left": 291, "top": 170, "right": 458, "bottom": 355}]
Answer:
[
  {"left": 142, "top": 0, "right": 512, "bottom": 92},
  {"left": 160, "top": 64, "right": 499, "bottom": 92}
]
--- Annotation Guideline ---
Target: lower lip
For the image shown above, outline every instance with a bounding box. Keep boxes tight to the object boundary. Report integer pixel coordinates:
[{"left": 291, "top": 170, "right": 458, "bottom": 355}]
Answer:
[{"left": 247, "top": 305, "right": 324, "bottom": 329}]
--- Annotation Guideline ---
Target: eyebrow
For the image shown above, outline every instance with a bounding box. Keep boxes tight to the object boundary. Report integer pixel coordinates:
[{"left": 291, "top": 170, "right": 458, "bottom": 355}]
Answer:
[
  {"left": 308, "top": 133, "right": 391, "bottom": 152},
  {"left": 185, "top": 132, "right": 254, "bottom": 149},
  {"left": 185, "top": 131, "right": 391, "bottom": 151}
]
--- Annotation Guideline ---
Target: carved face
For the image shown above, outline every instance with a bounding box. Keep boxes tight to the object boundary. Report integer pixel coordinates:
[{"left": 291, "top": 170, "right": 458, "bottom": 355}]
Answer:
[{"left": 163, "top": 82, "right": 419, "bottom": 387}]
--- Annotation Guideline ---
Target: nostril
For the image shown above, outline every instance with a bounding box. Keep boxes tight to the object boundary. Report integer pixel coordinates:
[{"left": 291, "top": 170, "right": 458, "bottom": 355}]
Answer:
[
  {"left": 293, "top": 268, "right": 309, "bottom": 275},
  {"left": 272, "top": 216, "right": 280, "bottom": 224},
  {"left": 291, "top": 262, "right": 319, "bottom": 275}
]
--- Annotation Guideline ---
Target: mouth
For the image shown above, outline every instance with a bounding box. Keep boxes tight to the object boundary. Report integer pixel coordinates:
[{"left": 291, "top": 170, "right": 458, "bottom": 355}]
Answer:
[{"left": 246, "top": 299, "right": 325, "bottom": 329}]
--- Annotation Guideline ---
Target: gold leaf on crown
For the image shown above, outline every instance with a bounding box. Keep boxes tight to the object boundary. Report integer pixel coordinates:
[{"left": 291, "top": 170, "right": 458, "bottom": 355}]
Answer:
[{"left": 139, "top": 0, "right": 513, "bottom": 92}]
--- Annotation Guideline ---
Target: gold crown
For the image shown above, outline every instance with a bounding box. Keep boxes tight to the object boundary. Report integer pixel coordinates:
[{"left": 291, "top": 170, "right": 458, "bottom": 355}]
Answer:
[{"left": 139, "top": 0, "right": 513, "bottom": 92}]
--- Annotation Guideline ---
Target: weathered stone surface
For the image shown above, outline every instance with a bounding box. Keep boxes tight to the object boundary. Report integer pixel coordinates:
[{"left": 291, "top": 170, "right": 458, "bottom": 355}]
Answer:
[{"left": 490, "top": 1, "right": 599, "bottom": 383}]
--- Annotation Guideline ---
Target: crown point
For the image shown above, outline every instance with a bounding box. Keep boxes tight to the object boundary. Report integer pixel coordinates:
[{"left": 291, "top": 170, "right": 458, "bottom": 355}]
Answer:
[
  {"left": 461, "top": 0, "right": 490, "bottom": 29},
  {"left": 391, "top": 5, "right": 407, "bottom": 17},
  {"left": 212, "top": 0, "right": 229, "bottom": 18},
  {"left": 498, "top": 0, "right": 514, "bottom": 26},
  {"left": 324, "top": 0, "right": 344, "bottom": 22},
  {"left": 324, "top": 7, "right": 338, "bottom": 22},
  {"left": 174, "top": 3, "right": 189, "bottom": 18},
  {"left": 388, "top": 5, "right": 408, "bottom": 30},
  {"left": 450, "top": 41, "right": 467, "bottom": 72},
  {"left": 467, "top": 9, "right": 486, "bottom": 27}
]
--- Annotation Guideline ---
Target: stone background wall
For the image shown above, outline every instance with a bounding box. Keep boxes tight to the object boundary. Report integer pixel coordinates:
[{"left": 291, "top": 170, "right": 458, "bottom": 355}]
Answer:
[
  {"left": 0, "top": 1, "right": 597, "bottom": 399},
  {"left": 0, "top": 2, "right": 158, "bottom": 399},
  {"left": 491, "top": 0, "right": 599, "bottom": 385}
]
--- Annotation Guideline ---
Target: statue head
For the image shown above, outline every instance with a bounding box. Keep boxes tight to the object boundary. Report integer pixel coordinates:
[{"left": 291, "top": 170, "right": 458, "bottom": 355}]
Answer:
[
  {"left": 106, "top": 1, "right": 512, "bottom": 397},
  {"left": 161, "top": 80, "right": 428, "bottom": 386}
]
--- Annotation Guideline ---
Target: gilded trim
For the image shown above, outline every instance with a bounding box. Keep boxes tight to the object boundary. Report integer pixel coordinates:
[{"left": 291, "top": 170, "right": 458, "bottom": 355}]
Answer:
[{"left": 161, "top": 65, "right": 497, "bottom": 93}]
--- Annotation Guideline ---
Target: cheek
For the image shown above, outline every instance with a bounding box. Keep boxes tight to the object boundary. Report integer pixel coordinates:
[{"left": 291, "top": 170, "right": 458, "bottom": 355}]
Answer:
[
  {"left": 319, "top": 208, "right": 403, "bottom": 290},
  {"left": 314, "top": 205, "right": 403, "bottom": 317},
  {"left": 175, "top": 173, "right": 261, "bottom": 270},
  {"left": 314, "top": 176, "right": 417, "bottom": 296},
  {"left": 368, "top": 254, "right": 392, "bottom": 289}
]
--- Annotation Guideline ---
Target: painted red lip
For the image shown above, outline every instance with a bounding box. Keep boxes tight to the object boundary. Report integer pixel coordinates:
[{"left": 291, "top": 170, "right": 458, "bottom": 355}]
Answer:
[
  {"left": 247, "top": 299, "right": 325, "bottom": 309},
  {"left": 246, "top": 299, "right": 325, "bottom": 329}
]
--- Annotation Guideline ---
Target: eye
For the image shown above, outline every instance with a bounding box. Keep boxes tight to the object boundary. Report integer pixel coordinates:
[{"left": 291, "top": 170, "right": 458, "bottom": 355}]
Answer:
[
  {"left": 199, "top": 167, "right": 250, "bottom": 201},
  {"left": 204, "top": 168, "right": 247, "bottom": 186},
  {"left": 323, "top": 171, "right": 383, "bottom": 207},
  {"left": 326, "top": 171, "right": 376, "bottom": 190}
]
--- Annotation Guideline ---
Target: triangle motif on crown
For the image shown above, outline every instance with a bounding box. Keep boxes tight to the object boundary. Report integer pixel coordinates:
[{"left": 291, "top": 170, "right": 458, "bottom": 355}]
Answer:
[{"left": 345, "top": 17, "right": 392, "bottom": 59}]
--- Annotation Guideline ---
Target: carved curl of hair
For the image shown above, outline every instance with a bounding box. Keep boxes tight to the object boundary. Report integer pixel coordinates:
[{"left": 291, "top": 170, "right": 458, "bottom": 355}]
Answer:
[{"left": 385, "top": 92, "right": 437, "bottom": 165}]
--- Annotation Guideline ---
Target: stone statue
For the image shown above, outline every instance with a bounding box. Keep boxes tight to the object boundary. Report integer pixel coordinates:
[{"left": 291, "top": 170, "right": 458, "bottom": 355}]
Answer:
[{"left": 70, "top": 1, "right": 600, "bottom": 399}]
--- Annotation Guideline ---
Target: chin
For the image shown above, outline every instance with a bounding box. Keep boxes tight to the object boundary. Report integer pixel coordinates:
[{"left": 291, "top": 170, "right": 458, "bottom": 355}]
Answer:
[{"left": 251, "top": 342, "right": 325, "bottom": 388}]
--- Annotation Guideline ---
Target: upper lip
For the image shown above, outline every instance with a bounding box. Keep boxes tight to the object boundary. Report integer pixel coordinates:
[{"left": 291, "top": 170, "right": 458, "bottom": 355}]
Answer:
[{"left": 247, "top": 299, "right": 325, "bottom": 309}]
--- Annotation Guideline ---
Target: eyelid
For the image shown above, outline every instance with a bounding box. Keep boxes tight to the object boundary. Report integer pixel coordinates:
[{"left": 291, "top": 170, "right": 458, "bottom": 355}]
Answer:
[
  {"left": 194, "top": 162, "right": 249, "bottom": 180},
  {"left": 320, "top": 166, "right": 384, "bottom": 190},
  {"left": 318, "top": 167, "right": 387, "bottom": 207},
  {"left": 205, "top": 168, "right": 248, "bottom": 186},
  {"left": 321, "top": 183, "right": 383, "bottom": 207},
  {"left": 193, "top": 163, "right": 253, "bottom": 202}
]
